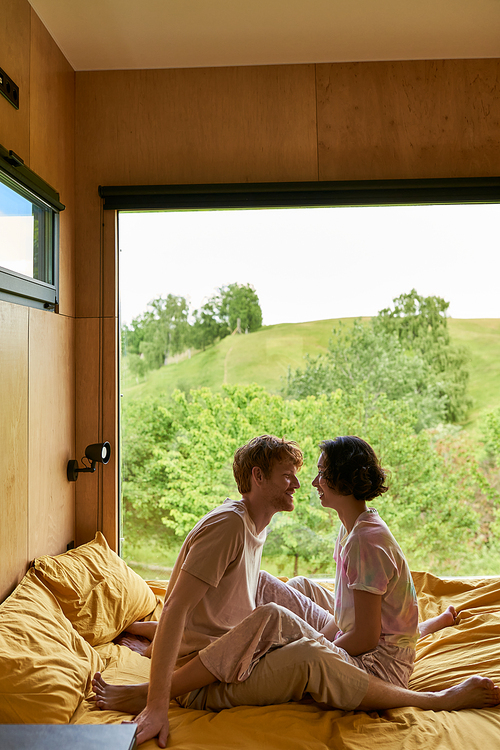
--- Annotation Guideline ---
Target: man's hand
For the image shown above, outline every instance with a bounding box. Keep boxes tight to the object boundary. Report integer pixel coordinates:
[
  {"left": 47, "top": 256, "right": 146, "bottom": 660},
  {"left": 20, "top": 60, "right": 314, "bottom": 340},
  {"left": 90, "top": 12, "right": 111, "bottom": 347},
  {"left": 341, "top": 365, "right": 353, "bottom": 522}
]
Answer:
[{"left": 124, "top": 705, "right": 170, "bottom": 748}]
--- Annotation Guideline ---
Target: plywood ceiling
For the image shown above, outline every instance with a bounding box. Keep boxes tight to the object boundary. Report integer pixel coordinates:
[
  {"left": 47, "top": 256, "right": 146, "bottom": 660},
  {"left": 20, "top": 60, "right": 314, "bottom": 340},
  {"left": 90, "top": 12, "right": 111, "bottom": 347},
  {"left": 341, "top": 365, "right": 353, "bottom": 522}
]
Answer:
[{"left": 28, "top": 0, "right": 500, "bottom": 72}]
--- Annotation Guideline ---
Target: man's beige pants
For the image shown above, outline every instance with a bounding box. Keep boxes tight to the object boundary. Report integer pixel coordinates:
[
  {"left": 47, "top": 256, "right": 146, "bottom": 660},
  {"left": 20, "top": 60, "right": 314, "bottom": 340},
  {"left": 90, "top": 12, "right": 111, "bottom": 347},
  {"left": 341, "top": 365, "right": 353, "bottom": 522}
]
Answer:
[{"left": 178, "top": 573, "right": 371, "bottom": 711}]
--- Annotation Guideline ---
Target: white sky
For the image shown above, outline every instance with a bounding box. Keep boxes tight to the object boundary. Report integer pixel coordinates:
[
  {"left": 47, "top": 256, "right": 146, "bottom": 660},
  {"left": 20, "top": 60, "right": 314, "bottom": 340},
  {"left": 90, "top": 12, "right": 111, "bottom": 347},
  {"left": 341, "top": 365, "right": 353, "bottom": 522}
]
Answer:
[
  {"left": 0, "top": 215, "right": 35, "bottom": 278},
  {"left": 118, "top": 204, "right": 500, "bottom": 326}
]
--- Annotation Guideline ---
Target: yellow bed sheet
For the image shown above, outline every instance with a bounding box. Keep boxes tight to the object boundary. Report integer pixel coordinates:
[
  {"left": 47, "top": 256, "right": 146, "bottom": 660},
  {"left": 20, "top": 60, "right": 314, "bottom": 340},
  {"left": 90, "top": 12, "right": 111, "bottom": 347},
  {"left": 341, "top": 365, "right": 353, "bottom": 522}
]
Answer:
[{"left": 72, "top": 572, "right": 500, "bottom": 750}]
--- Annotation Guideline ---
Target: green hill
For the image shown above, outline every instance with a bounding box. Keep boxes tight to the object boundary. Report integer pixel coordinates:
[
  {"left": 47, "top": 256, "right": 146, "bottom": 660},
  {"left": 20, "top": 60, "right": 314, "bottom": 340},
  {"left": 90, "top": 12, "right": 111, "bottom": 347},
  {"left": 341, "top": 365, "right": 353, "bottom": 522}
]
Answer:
[
  {"left": 447, "top": 318, "right": 500, "bottom": 426},
  {"left": 122, "top": 317, "right": 500, "bottom": 427}
]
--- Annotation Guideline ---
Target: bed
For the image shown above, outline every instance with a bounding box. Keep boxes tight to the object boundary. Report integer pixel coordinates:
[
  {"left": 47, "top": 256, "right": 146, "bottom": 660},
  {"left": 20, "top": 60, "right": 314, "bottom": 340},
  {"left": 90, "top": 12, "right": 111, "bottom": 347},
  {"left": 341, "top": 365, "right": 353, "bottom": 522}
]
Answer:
[{"left": 1, "top": 532, "right": 500, "bottom": 749}]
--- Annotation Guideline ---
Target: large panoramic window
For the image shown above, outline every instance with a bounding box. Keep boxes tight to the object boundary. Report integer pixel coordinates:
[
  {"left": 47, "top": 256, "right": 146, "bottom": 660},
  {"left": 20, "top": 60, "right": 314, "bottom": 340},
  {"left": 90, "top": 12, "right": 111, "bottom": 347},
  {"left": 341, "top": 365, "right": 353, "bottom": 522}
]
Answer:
[
  {"left": 0, "top": 144, "right": 63, "bottom": 310},
  {"left": 103, "top": 180, "right": 500, "bottom": 580}
]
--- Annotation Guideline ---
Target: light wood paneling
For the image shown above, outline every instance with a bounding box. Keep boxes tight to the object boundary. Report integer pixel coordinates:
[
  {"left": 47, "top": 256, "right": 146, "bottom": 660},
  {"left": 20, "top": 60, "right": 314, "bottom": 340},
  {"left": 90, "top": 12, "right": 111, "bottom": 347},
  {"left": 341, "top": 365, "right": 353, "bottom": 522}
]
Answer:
[
  {"left": 317, "top": 59, "right": 500, "bottom": 181},
  {"left": 0, "top": 302, "right": 29, "bottom": 602},
  {"left": 102, "top": 205, "right": 118, "bottom": 321},
  {"left": 74, "top": 210, "right": 119, "bottom": 547},
  {"left": 101, "top": 314, "right": 119, "bottom": 551},
  {"left": 74, "top": 201, "right": 102, "bottom": 320},
  {"left": 0, "top": 0, "right": 78, "bottom": 599},
  {"left": 76, "top": 65, "right": 318, "bottom": 186},
  {"left": 0, "top": 0, "right": 31, "bottom": 163},
  {"left": 75, "top": 64, "right": 318, "bottom": 319},
  {"left": 74, "top": 316, "right": 101, "bottom": 546},
  {"left": 29, "top": 9, "right": 76, "bottom": 318},
  {"left": 28, "top": 309, "right": 75, "bottom": 560}
]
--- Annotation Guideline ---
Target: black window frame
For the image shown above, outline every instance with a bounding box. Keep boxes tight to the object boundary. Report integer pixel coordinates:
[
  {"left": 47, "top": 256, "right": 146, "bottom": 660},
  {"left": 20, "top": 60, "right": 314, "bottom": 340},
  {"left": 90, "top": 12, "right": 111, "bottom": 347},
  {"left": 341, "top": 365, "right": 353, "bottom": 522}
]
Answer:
[
  {"left": 0, "top": 143, "right": 65, "bottom": 311},
  {"left": 99, "top": 177, "right": 500, "bottom": 212}
]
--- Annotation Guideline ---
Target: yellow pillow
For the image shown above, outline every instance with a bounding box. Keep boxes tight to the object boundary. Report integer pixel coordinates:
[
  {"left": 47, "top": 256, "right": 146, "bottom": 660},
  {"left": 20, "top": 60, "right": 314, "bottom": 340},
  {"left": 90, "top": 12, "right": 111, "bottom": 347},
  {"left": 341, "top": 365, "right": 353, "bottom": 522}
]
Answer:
[
  {"left": 0, "top": 569, "right": 103, "bottom": 723},
  {"left": 33, "top": 532, "right": 156, "bottom": 646}
]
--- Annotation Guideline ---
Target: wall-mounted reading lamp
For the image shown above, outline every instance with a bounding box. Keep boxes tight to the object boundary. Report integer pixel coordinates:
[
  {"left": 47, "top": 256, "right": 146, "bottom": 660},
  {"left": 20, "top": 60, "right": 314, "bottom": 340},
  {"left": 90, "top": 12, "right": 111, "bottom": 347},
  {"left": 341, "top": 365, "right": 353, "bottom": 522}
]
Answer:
[{"left": 67, "top": 442, "right": 111, "bottom": 482}]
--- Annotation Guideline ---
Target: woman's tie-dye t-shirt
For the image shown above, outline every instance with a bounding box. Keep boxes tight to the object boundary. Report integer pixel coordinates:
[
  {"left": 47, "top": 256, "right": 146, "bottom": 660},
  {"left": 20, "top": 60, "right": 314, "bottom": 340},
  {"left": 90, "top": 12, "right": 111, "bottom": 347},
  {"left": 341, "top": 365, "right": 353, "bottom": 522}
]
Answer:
[{"left": 334, "top": 509, "right": 419, "bottom": 649}]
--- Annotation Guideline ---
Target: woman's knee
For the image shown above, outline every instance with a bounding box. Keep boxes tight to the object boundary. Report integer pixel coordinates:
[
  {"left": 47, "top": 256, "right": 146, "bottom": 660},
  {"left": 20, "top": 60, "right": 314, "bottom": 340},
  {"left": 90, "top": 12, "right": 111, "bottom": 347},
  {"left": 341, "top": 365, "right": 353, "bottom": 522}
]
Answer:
[
  {"left": 254, "top": 602, "right": 284, "bottom": 620},
  {"left": 287, "top": 576, "right": 307, "bottom": 589}
]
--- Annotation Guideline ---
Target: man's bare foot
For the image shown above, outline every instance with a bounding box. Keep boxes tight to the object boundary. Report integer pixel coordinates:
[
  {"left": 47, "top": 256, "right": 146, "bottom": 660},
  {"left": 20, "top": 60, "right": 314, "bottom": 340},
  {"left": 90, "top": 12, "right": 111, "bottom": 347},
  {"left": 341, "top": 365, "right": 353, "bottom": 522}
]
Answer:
[
  {"left": 437, "top": 675, "right": 500, "bottom": 710},
  {"left": 114, "top": 632, "right": 152, "bottom": 657},
  {"left": 90, "top": 672, "right": 149, "bottom": 714},
  {"left": 418, "top": 605, "right": 459, "bottom": 639}
]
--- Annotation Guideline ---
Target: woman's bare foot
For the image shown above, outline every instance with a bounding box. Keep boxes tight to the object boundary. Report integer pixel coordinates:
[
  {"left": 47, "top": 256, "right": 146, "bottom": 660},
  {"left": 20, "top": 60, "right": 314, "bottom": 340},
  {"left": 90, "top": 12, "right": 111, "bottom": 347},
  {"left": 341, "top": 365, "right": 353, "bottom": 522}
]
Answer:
[
  {"left": 90, "top": 672, "right": 148, "bottom": 714},
  {"left": 418, "top": 605, "right": 459, "bottom": 639},
  {"left": 114, "top": 632, "right": 152, "bottom": 657},
  {"left": 436, "top": 675, "right": 500, "bottom": 710}
]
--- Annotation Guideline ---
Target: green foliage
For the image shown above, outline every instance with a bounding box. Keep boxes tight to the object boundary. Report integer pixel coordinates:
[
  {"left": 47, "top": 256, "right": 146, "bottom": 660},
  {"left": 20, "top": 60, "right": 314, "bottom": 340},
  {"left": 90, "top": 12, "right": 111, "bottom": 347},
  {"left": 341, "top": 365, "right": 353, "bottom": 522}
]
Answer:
[
  {"left": 121, "top": 317, "right": 500, "bottom": 430},
  {"left": 446, "top": 318, "right": 500, "bottom": 426},
  {"left": 219, "top": 283, "right": 263, "bottom": 333},
  {"left": 190, "top": 298, "right": 228, "bottom": 351},
  {"left": 122, "top": 294, "right": 190, "bottom": 370},
  {"left": 483, "top": 407, "right": 500, "bottom": 460},
  {"left": 191, "top": 282, "right": 263, "bottom": 349},
  {"left": 120, "top": 300, "right": 500, "bottom": 578},
  {"left": 285, "top": 320, "right": 447, "bottom": 431},
  {"left": 374, "top": 289, "right": 472, "bottom": 422},
  {"left": 122, "top": 384, "right": 487, "bottom": 575},
  {"left": 122, "top": 283, "right": 263, "bottom": 369},
  {"left": 285, "top": 291, "right": 472, "bottom": 428},
  {"left": 374, "top": 289, "right": 450, "bottom": 352}
]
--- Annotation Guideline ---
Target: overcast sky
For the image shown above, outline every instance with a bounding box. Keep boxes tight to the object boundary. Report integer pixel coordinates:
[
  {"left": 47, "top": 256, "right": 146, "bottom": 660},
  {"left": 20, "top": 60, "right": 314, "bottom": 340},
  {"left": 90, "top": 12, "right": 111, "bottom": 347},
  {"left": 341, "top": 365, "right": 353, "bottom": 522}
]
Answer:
[{"left": 118, "top": 203, "right": 499, "bottom": 327}]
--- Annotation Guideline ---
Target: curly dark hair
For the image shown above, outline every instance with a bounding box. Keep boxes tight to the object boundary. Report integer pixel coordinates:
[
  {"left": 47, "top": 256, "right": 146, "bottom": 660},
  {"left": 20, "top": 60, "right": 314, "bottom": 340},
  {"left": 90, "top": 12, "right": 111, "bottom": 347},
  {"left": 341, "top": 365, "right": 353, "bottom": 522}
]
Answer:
[
  {"left": 233, "top": 435, "right": 303, "bottom": 494},
  {"left": 319, "top": 436, "right": 389, "bottom": 502}
]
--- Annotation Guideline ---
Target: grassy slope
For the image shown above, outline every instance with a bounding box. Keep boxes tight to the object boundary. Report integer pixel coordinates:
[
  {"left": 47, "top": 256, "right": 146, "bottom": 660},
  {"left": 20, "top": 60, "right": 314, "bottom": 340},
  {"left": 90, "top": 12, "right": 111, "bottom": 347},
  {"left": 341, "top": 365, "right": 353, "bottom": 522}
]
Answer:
[
  {"left": 123, "top": 318, "right": 361, "bottom": 397},
  {"left": 447, "top": 318, "right": 500, "bottom": 426},
  {"left": 123, "top": 317, "right": 500, "bottom": 427}
]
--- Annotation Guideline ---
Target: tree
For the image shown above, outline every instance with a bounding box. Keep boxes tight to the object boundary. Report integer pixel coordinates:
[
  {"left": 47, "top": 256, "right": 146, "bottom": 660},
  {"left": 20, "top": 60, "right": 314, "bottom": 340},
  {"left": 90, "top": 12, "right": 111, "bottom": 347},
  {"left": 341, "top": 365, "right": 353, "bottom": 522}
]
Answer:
[
  {"left": 219, "top": 283, "right": 263, "bottom": 333},
  {"left": 285, "top": 291, "right": 472, "bottom": 428},
  {"left": 374, "top": 289, "right": 450, "bottom": 353},
  {"left": 190, "top": 283, "right": 263, "bottom": 349},
  {"left": 121, "top": 294, "right": 190, "bottom": 372},
  {"left": 284, "top": 320, "right": 448, "bottom": 431},
  {"left": 483, "top": 407, "right": 500, "bottom": 461},
  {"left": 374, "top": 289, "right": 472, "bottom": 422},
  {"left": 190, "top": 297, "right": 229, "bottom": 350}
]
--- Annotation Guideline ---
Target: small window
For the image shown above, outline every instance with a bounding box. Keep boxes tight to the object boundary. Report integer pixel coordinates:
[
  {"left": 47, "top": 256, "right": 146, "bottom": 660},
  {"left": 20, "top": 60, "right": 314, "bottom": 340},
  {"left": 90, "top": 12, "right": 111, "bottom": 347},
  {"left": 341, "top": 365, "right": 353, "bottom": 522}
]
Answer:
[{"left": 0, "top": 144, "right": 64, "bottom": 310}]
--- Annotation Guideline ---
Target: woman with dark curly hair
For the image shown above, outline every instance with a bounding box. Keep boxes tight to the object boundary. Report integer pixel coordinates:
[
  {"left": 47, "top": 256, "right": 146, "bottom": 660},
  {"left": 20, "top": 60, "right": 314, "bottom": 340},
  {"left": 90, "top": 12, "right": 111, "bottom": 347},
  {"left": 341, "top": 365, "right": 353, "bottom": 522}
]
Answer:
[{"left": 305, "top": 435, "right": 453, "bottom": 687}]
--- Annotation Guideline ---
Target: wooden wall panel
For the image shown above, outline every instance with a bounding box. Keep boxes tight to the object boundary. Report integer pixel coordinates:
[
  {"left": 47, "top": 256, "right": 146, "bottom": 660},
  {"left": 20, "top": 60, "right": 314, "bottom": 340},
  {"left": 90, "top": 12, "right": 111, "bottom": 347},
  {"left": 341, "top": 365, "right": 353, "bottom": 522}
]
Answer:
[
  {"left": 101, "top": 314, "right": 119, "bottom": 551},
  {"left": 0, "top": 0, "right": 75, "bottom": 600},
  {"left": 0, "top": 0, "right": 31, "bottom": 163},
  {"left": 74, "top": 211, "right": 118, "bottom": 547},
  {"left": 28, "top": 309, "right": 75, "bottom": 560},
  {"left": 0, "top": 302, "right": 29, "bottom": 602},
  {"left": 0, "top": 0, "right": 77, "bottom": 599},
  {"left": 316, "top": 59, "right": 500, "bottom": 181},
  {"left": 74, "top": 64, "right": 318, "bottom": 319},
  {"left": 74, "top": 317, "right": 101, "bottom": 546},
  {"left": 29, "top": 9, "right": 76, "bottom": 318},
  {"left": 76, "top": 65, "right": 318, "bottom": 187}
]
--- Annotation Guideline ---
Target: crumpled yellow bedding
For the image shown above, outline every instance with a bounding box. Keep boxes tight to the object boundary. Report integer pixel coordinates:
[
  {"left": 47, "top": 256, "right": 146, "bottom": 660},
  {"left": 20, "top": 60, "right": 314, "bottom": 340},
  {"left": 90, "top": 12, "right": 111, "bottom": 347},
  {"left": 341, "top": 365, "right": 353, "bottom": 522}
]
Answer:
[{"left": 71, "top": 571, "right": 500, "bottom": 750}]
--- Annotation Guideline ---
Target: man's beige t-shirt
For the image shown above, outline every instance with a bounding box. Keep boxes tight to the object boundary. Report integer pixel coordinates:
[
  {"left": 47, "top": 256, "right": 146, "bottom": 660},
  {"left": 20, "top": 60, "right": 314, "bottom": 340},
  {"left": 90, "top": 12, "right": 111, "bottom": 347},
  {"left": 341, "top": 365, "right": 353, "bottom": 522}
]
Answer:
[{"left": 165, "top": 499, "right": 266, "bottom": 666}]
